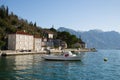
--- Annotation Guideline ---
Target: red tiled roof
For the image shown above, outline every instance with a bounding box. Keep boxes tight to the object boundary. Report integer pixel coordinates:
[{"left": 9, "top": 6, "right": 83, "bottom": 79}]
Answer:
[
  {"left": 43, "top": 29, "right": 54, "bottom": 34},
  {"left": 34, "top": 35, "right": 41, "bottom": 38},
  {"left": 16, "top": 31, "right": 32, "bottom": 35}
]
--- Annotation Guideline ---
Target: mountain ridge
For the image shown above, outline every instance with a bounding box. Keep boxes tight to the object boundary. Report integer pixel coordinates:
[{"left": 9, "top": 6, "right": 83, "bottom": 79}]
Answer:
[{"left": 58, "top": 27, "right": 120, "bottom": 49}]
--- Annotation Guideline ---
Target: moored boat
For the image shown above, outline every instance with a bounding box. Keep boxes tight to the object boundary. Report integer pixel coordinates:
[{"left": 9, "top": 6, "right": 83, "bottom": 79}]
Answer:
[{"left": 42, "top": 51, "right": 82, "bottom": 61}]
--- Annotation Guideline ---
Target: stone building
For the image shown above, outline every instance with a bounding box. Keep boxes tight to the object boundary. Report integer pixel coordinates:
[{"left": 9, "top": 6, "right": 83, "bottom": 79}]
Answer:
[
  {"left": 34, "top": 35, "right": 42, "bottom": 52},
  {"left": 8, "top": 31, "right": 33, "bottom": 51}
]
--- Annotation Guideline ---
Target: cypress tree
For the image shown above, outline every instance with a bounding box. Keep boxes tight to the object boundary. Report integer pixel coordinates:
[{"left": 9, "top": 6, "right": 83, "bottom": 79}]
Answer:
[{"left": 6, "top": 6, "right": 9, "bottom": 16}]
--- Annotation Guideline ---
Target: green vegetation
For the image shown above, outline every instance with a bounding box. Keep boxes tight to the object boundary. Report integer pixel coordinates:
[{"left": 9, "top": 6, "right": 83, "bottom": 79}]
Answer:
[
  {"left": 0, "top": 5, "right": 84, "bottom": 49},
  {"left": 49, "top": 27, "right": 83, "bottom": 48},
  {"left": 56, "top": 31, "right": 76, "bottom": 47},
  {"left": 0, "top": 5, "right": 42, "bottom": 49}
]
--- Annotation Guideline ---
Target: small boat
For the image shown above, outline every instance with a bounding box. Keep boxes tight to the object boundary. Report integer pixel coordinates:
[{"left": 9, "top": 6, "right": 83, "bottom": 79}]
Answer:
[{"left": 42, "top": 51, "right": 82, "bottom": 61}]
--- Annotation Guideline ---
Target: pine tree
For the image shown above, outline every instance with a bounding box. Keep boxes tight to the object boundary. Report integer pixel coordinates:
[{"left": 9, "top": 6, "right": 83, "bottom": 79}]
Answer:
[
  {"left": 34, "top": 22, "right": 36, "bottom": 27},
  {"left": 6, "top": 6, "right": 9, "bottom": 16}
]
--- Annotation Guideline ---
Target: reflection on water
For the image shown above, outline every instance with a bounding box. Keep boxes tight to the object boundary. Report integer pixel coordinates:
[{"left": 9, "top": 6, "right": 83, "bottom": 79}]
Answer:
[
  {"left": 14, "top": 55, "right": 34, "bottom": 70},
  {"left": 39, "top": 61, "right": 84, "bottom": 80},
  {"left": 0, "top": 55, "right": 42, "bottom": 80},
  {"left": 1, "top": 50, "right": 120, "bottom": 80},
  {"left": 0, "top": 56, "right": 16, "bottom": 80},
  {"left": 0, "top": 54, "right": 85, "bottom": 80}
]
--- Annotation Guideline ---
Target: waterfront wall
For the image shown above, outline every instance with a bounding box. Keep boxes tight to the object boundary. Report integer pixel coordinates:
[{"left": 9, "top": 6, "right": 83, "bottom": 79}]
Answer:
[{"left": 0, "top": 48, "right": 96, "bottom": 56}]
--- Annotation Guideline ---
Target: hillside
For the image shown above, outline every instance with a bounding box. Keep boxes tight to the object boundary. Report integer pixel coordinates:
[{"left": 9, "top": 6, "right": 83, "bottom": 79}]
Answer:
[
  {"left": 58, "top": 27, "right": 120, "bottom": 49},
  {"left": 0, "top": 5, "right": 44, "bottom": 49},
  {"left": 0, "top": 5, "right": 83, "bottom": 49}
]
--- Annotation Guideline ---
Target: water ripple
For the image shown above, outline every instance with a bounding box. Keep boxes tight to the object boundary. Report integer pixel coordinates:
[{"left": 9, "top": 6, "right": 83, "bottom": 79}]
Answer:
[{"left": 0, "top": 50, "right": 120, "bottom": 80}]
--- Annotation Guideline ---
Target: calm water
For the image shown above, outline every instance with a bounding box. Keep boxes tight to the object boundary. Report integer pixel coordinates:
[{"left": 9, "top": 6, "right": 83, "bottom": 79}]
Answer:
[{"left": 0, "top": 50, "right": 120, "bottom": 80}]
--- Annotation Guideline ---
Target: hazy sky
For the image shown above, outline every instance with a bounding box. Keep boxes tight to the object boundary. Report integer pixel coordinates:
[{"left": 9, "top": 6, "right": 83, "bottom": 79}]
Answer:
[{"left": 1, "top": 0, "right": 120, "bottom": 32}]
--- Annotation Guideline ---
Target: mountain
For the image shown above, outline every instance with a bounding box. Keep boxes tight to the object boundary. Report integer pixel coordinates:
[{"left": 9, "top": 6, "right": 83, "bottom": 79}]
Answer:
[{"left": 58, "top": 27, "right": 120, "bottom": 49}]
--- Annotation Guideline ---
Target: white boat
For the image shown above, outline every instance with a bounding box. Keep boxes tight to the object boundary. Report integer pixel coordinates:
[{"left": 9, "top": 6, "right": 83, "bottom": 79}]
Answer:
[{"left": 42, "top": 51, "right": 82, "bottom": 61}]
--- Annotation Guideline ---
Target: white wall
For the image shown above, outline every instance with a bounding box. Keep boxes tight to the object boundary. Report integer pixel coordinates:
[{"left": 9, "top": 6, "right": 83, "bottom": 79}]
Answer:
[
  {"left": 16, "top": 34, "right": 33, "bottom": 50},
  {"left": 48, "top": 34, "right": 53, "bottom": 39},
  {"left": 8, "top": 34, "right": 33, "bottom": 50},
  {"left": 8, "top": 34, "right": 16, "bottom": 50},
  {"left": 34, "top": 38, "right": 42, "bottom": 51}
]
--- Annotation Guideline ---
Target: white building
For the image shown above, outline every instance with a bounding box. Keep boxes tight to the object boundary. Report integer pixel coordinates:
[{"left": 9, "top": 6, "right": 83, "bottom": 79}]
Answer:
[
  {"left": 42, "top": 29, "right": 54, "bottom": 49},
  {"left": 8, "top": 30, "right": 55, "bottom": 51},
  {"left": 41, "top": 38, "right": 47, "bottom": 50},
  {"left": 34, "top": 35, "right": 42, "bottom": 51},
  {"left": 48, "top": 33, "right": 53, "bottom": 39},
  {"left": 8, "top": 31, "right": 33, "bottom": 51},
  {"left": 43, "top": 29, "right": 54, "bottom": 39}
]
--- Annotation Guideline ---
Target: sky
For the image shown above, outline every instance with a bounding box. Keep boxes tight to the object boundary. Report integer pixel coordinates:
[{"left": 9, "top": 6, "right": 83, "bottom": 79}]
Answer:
[{"left": 0, "top": 0, "right": 120, "bottom": 32}]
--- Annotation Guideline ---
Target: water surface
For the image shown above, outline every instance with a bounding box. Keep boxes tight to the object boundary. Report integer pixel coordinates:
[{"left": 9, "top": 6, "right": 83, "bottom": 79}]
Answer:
[{"left": 0, "top": 50, "right": 120, "bottom": 80}]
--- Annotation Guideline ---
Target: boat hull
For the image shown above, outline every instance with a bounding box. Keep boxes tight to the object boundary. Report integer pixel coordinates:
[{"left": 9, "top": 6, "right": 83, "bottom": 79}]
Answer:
[{"left": 42, "top": 55, "right": 81, "bottom": 61}]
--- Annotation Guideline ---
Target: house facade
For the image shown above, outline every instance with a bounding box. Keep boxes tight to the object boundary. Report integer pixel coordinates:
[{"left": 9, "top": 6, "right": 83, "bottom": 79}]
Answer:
[
  {"left": 43, "top": 29, "right": 54, "bottom": 39},
  {"left": 53, "top": 39, "right": 67, "bottom": 49},
  {"left": 8, "top": 30, "right": 53, "bottom": 51},
  {"left": 34, "top": 35, "right": 42, "bottom": 51},
  {"left": 8, "top": 30, "right": 69, "bottom": 51},
  {"left": 42, "top": 29, "right": 54, "bottom": 49},
  {"left": 8, "top": 31, "right": 34, "bottom": 51}
]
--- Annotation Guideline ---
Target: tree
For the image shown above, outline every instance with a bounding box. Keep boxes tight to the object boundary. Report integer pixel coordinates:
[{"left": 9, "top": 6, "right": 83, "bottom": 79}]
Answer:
[
  {"left": 34, "top": 22, "right": 37, "bottom": 27},
  {"left": 6, "top": 6, "right": 9, "bottom": 16},
  {"left": 29, "top": 21, "right": 33, "bottom": 26},
  {"left": 0, "top": 40, "right": 5, "bottom": 50},
  {"left": 0, "top": 5, "right": 6, "bottom": 18},
  {"left": 50, "top": 27, "right": 57, "bottom": 32},
  {"left": 0, "top": 5, "right": 9, "bottom": 18},
  {"left": 49, "top": 27, "right": 57, "bottom": 39},
  {"left": 56, "top": 31, "right": 79, "bottom": 48}
]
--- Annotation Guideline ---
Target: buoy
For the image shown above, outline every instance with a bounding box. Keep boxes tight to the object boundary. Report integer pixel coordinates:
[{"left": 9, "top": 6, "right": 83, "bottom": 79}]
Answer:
[{"left": 104, "top": 58, "right": 108, "bottom": 61}]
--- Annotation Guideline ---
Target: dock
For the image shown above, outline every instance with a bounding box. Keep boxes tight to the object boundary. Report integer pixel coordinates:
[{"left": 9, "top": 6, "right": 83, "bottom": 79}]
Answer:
[
  {"left": 0, "top": 48, "right": 97, "bottom": 56},
  {"left": 0, "top": 50, "right": 47, "bottom": 56}
]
